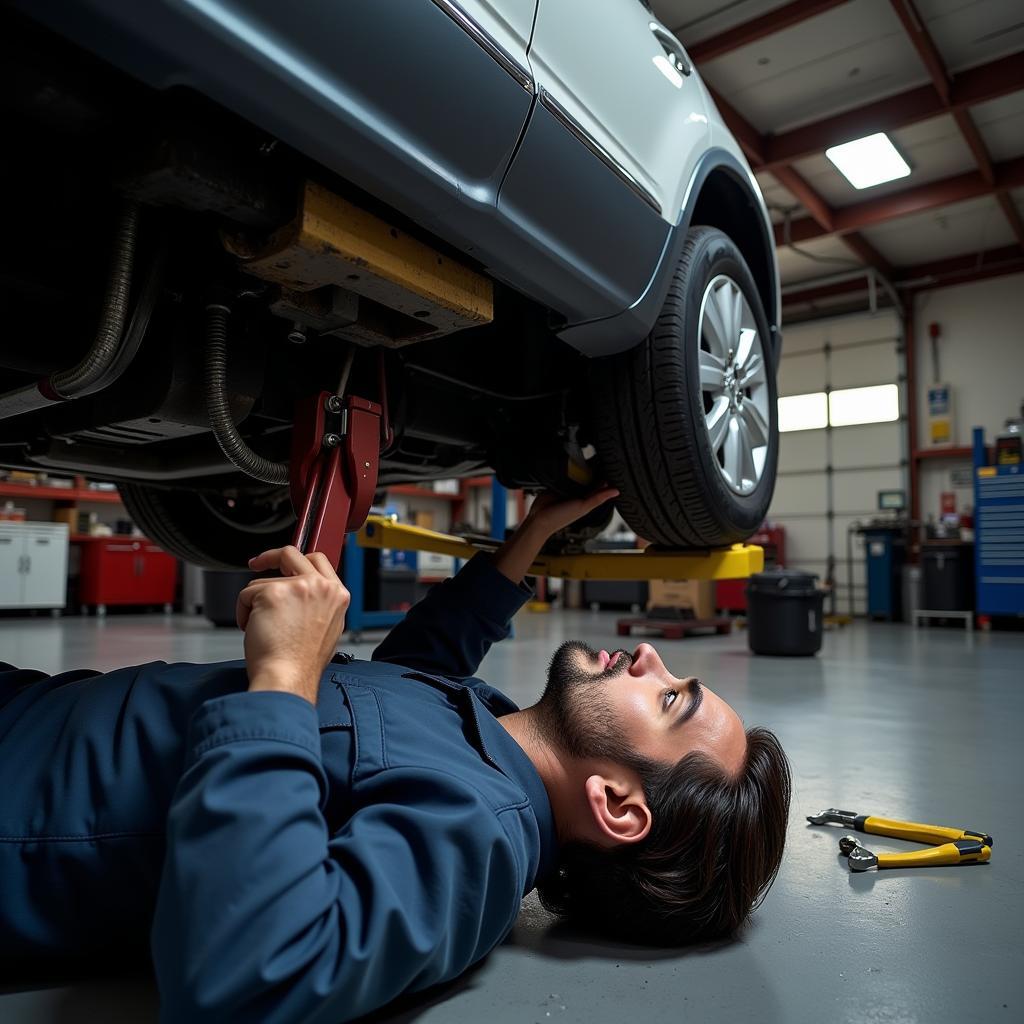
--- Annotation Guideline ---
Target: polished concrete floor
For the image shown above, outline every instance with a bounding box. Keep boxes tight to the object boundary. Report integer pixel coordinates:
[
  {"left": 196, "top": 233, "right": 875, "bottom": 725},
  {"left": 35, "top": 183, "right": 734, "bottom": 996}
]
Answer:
[{"left": 1, "top": 608, "right": 1022, "bottom": 1023}]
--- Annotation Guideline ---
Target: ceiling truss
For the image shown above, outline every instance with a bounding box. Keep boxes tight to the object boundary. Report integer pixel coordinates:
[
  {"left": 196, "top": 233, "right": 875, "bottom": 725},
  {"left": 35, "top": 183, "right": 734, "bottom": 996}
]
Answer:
[{"left": 671, "top": 0, "right": 1024, "bottom": 286}]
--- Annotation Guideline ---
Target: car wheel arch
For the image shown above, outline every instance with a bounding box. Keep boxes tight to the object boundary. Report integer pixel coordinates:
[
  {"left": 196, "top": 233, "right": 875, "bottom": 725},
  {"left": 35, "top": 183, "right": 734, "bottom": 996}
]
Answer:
[
  {"left": 555, "top": 148, "right": 779, "bottom": 362},
  {"left": 686, "top": 163, "right": 779, "bottom": 360}
]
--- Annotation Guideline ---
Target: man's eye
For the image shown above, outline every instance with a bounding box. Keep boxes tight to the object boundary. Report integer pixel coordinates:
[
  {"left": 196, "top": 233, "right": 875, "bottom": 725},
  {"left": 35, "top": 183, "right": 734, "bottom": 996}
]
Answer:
[{"left": 663, "top": 690, "right": 677, "bottom": 709}]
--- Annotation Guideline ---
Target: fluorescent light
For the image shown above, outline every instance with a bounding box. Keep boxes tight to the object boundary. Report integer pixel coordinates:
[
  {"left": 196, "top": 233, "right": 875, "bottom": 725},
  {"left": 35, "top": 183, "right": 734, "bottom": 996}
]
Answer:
[
  {"left": 829, "top": 384, "right": 900, "bottom": 426},
  {"left": 778, "top": 392, "right": 828, "bottom": 432},
  {"left": 826, "top": 133, "right": 911, "bottom": 189}
]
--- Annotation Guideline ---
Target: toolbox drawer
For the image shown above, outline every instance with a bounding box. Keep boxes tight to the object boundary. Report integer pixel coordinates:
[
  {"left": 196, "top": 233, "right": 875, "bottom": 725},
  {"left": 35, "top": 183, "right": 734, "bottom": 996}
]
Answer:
[{"left": 75, "top": 537, "right": 177, "bottom": 608}]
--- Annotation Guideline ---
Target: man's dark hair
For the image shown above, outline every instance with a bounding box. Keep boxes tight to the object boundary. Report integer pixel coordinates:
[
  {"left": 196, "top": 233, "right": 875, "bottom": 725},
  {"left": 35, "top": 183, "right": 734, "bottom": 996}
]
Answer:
[{"left": 536, "top": 727, "right": 791, "bottom": 944}]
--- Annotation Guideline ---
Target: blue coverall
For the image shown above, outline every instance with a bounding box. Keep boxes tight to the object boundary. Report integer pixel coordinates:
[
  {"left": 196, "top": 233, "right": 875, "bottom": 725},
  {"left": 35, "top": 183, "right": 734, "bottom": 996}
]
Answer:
[{"left": 0, "top": 554, "right": 556, "bottom": 1022}]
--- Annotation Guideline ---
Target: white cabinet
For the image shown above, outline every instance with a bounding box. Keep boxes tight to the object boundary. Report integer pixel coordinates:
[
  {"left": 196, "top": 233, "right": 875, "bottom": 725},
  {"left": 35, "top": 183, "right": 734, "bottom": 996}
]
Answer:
[{"left": 0, "top": 522, "right": 69, "bottom": 610}]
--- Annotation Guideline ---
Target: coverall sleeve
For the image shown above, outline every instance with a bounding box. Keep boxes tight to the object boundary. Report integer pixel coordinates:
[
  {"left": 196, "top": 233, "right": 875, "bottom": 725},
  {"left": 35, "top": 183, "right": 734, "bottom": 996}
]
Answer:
[
  {"left": 151, "top": 691, "right": 524, "bottom": 1024},
  {"left": 371, "top": 553, "right": 532, "bottom": 678}
]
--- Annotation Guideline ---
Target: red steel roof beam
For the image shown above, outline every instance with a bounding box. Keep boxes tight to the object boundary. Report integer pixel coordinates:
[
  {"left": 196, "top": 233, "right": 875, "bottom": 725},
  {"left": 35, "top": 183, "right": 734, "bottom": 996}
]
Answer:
[
  {"left": 722, "top": 106, "right": 891, "bottom": 277},
  {"left": 762, "top": 51, "right": 1024, "bottom": 171},
  {"left": 888, "top": 0, "right": 1021, "bottom": 247},
  {"left": 995, "top": 193, "right": 1024, "bottom": 249},
  {"left": 771, "top": 164, "right": 891, "bottom": 273},
  {"left": 773, "top": 156, "right": 1024, "bottom": 245},
  {"left": 888, "top": 0, "right": 951, "bottom": 105},
  {"left": 781, "top": 245, "right": 1024, "bottom": 307},
  {"left": 838, "top": 233, "right": 895, "bottom": 277},
  {"left": 898, "top": 244, "right": 1024, "bottom": 285},
  {"left": 683, "top": 0, "right": 852, "bottom": 63},
  {"left": 952, "top": 110, "right": 995, "bottom": 184},
  {"left": 770, "top": 165, "right": 833, "bottom": 230}
]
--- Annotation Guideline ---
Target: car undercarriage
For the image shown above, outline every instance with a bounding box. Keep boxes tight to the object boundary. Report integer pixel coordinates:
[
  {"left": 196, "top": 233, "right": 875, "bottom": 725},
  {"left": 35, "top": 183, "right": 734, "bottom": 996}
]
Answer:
[{"left": 0, "top": 16, "right": 597, "bottom": 565}]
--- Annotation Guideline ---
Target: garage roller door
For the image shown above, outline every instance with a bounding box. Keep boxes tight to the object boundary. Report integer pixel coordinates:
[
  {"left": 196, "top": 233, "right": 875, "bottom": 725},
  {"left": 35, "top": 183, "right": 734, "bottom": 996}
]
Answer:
[{"left": 769, "top": 311, "right": 907, "bottom": 616}]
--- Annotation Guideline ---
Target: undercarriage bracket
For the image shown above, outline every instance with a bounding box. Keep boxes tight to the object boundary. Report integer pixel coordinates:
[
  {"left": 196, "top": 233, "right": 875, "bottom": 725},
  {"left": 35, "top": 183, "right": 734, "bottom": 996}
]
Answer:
[{"left": 225, "top": 181, "right": 494, "bottom": 346}]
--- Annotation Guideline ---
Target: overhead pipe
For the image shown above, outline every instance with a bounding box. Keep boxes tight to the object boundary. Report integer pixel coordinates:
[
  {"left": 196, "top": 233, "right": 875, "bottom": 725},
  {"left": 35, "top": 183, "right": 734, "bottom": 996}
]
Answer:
[
  {"left": 782, "top": 265, "right": 901, "bottom": 315},
  {"left": 204, "top": 303, "right": 290, "bottom": 485},
  {"left": 0, "top": 202, "right": 141, "bottom": 419}
]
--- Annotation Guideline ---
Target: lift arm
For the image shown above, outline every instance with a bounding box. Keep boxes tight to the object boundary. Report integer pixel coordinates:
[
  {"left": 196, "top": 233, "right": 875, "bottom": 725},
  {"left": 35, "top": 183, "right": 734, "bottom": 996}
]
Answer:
[{"left": 357, "top": 515, "right": 763, "bottom": 581}]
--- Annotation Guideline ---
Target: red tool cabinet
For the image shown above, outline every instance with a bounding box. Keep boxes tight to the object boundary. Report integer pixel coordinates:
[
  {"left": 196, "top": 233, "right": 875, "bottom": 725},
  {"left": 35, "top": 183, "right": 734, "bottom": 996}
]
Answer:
[{"left": 73, "top": 536, "right": 178, "bottom": 614}]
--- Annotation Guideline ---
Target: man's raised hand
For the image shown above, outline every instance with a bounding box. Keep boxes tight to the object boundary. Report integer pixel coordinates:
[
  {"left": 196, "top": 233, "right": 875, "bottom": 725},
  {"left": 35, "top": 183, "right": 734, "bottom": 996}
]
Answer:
[
  {"left": 237, "top": 546, "right": 351, "bottom": 705},
  {"left": 522, "top": 485, "right": 620, "bottom": 540}
]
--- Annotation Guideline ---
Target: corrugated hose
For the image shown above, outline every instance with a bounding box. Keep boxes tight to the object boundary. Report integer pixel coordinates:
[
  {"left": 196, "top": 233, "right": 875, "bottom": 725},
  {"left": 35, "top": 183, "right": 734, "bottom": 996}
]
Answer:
[{"left": 204, "top": 302, "right": 290, "bottom": 485}]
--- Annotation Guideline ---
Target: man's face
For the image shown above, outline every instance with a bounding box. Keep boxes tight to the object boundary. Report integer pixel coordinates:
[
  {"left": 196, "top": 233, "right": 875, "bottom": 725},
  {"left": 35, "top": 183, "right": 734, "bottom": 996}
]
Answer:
[{"left": 537, "top": 640, "right": 747, "bottom": 776}]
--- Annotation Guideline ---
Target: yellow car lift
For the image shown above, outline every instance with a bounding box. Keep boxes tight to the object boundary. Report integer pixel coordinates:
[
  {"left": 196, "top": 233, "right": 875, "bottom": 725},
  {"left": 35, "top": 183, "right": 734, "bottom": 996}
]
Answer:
[{"left": 357, "top": 515, "right": 764, "bottom": 581}]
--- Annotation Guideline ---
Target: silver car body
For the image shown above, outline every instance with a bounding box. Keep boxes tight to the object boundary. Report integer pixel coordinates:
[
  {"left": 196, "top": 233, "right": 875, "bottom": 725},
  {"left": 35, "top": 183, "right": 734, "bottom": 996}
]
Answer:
[{"left": 18, "top": 0, "right": 778, "bottom": 355}]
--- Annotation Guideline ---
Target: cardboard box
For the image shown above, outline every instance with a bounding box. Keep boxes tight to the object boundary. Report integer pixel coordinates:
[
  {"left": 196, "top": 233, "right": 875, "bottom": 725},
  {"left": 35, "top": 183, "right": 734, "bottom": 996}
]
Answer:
[
  {"left": 52, "top": 508, "right": 96, "bottom": 534},
  {"left": 52, "top": 508, "right": 78, "bottom": 530},
  {"left": 413, "top": 511, "right": 436, "bottom": 530},
  {"left": 647, "top": 578, "right": 716, "bottom": 619}
]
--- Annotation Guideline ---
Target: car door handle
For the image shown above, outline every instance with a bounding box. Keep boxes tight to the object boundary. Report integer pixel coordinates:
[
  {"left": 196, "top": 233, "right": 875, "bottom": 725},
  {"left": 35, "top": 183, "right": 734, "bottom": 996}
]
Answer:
[{"left": 650, "top": 22, "right": 691, "bottom": 77}]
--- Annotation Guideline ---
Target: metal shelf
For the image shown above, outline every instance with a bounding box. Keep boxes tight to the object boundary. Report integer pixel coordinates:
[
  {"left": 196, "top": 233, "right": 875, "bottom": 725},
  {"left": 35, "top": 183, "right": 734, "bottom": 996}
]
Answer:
[
  {"left": 0, "top": 483, "right": 122, "bottom": 504},
  {"left": 387, "top": 485, "right": 461, "bottom": 501},
  {"left": 912, "top": 447, "right": 974, "bottom": 461}
]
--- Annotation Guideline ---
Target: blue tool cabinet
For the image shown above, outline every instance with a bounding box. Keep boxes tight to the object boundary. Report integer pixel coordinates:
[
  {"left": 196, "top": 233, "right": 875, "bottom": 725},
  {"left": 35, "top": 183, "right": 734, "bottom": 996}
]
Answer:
[
  {"left": 863, "top": 527, "right": 906, "bottom": 621},
  {"left": 973, "top": 427, "right": 1024, "bottom": 616}
]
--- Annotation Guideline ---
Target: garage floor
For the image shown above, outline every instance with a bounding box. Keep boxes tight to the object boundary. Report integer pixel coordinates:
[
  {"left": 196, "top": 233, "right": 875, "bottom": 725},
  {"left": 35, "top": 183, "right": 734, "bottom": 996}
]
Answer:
[{"left": 1, "top": 608, "right": 1022, "bottom": 1023}]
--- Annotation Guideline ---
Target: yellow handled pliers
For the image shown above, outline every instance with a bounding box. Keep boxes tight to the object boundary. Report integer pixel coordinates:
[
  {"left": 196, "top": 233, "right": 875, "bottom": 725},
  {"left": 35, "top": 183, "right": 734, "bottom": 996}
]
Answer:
[{"left": 806, "top": 808, "right": 993, "bottom": 872}]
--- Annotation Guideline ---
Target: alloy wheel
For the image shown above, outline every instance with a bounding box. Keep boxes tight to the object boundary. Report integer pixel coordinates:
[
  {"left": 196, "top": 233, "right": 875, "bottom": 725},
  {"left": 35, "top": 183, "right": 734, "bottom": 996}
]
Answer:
[{"left": 696, "top": 274, "right": 771, "bottom": 496}]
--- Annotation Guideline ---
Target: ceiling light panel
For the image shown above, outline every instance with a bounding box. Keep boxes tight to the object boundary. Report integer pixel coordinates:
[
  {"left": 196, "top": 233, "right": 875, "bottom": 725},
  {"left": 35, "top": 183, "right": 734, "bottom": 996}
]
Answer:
[{"left": 826, "top": 133, "right": 911, "bottom": 189}]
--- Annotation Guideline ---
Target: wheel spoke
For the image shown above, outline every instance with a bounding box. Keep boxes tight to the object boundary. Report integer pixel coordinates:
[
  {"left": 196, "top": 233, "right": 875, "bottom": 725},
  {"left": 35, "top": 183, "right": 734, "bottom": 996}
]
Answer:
[
  {"left": 736, "top": 417, "right": 757, "bottom": 488},
  {"left": 699, "top": 349, "right": 726, "bottom": 392},
  {"left": 706, "top": 396, "right": 731, "bottom": 451},
  {"left": 728, "top": 285, "right": 743, "bottom": 354},
  {"left": 735, "top": 327, "right": 758, "bottom": 371},
  {"left": 723, "top": 417, "right": 744, "bottom": 485},
  {"left": 741, "top": 400, "right": 769, "bottom": 448},
  {"left": 738, "top": 350, "right": 766, "bottom": 389},
  {"left": 701, "top": 288, "right": 729, "bottom": 358}
]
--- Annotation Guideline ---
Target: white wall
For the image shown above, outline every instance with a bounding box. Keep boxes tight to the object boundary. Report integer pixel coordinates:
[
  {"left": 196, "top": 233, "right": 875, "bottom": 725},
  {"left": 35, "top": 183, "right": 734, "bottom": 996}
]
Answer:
[{"left": 913, "top": 272, "right": 1024, "bottom": 520}]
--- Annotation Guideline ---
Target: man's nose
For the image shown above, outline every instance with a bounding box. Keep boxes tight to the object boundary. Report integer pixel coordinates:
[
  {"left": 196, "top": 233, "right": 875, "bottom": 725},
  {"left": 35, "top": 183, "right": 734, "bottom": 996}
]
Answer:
[{"left": 629, "top": 642, "right": 658, "bottom": 676}]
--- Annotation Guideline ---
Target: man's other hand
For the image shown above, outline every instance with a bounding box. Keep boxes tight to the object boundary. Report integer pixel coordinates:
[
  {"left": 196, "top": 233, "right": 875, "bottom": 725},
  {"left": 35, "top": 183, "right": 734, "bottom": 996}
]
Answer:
[
  {"left": 492, "top": 486, "right": 619, "bottom": 586},
  {"left": 522, "top": 486, "right": 620, "bottom": 540},
  {"left": 237, "top": 546, "right": 350, "bottom": 704}
]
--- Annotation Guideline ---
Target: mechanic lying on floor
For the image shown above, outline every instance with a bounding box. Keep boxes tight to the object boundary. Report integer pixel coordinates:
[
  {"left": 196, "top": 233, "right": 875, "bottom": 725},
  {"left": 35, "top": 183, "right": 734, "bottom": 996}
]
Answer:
[{"left": 0, "top": 489, "right": 791, "bottom": 1023}]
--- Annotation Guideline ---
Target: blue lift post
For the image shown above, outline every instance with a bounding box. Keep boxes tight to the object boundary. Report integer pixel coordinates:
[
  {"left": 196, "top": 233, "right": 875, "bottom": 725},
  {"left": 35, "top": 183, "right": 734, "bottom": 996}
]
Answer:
[
  {"left": 491, "top": 477, "right": 513, "bottom": 637},
  {"left": 973, "top": 427, "right": 1024, "bottom": 617},
  {"left": 344, "top": 477, "right": 507, "bottom": 640},
  {"left": 491, "top": 477, "right": 507, "bottom": 541},
  {"left": 342, "top": 532, "right": 405, "bottom": 641}
]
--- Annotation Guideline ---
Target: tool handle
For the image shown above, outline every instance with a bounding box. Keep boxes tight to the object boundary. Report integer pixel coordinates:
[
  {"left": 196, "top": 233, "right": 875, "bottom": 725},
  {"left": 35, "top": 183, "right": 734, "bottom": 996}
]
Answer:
[
  {"left": 863, "top": 816, "right": 973, "bottom": 845},
  {"left": 875, "top": 840, "right": 991, "bottom": 869}
]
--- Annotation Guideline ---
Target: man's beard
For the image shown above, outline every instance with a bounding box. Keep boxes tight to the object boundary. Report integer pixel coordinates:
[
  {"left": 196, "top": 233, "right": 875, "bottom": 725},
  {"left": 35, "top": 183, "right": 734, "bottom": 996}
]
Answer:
[{"left": 534, "top": 640, "right": 634, "bottom": 762}]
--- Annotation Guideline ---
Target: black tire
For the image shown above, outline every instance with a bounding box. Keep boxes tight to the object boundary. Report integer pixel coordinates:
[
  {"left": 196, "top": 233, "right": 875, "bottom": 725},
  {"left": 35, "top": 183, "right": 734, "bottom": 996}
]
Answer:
[
  {"left": 120, "top": 482, "right": 295, "bottom": 569},
  {"left": 590, "top": 227, "right": 779, "bottom": 548}
]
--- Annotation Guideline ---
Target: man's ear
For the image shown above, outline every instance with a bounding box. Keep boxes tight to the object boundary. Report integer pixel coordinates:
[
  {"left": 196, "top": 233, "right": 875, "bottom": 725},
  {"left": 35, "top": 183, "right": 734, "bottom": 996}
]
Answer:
[{"left": 583, "top": 773, "right": 652, "bottom": 847}]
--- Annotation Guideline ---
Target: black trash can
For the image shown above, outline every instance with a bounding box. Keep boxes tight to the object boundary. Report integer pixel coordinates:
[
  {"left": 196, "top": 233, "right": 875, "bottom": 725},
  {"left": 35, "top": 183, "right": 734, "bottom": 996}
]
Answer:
[
  {"left": 746, "top": 570, "right": 824, "bottom": 656},
  {"left": 921, "top": 542, "right": 974, "bottom": 612},
  {"left": 203, "top": 570, "right": 256, "bottom": 627}
]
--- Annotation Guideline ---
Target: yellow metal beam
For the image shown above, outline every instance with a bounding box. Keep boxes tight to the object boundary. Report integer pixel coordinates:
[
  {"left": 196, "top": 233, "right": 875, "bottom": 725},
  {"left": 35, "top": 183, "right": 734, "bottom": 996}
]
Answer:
[
  {"left": 357, "top": 516, "right": 764, "bottom": 581},
  {"left": 225, "top": 181, "right": 493, "bottom": 345}
]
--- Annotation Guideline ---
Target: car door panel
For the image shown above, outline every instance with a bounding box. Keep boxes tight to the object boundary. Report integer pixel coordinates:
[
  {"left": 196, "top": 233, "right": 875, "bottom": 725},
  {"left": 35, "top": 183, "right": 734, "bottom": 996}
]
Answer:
[
  {"left": 527, "top": 0, "right": 709, "bottom": 221},
  {"left": 497, "top": 101, "right": 670, "bottom": 318},
  {"left": 498, "top": 0, "right": 708, "bottom": 323}
]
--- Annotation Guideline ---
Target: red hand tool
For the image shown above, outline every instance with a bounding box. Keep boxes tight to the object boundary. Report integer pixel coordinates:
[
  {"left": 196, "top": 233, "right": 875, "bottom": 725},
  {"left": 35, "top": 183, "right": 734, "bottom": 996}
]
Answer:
[{"left": 289, "top": 391, "right": 383, "bottom": 569}]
